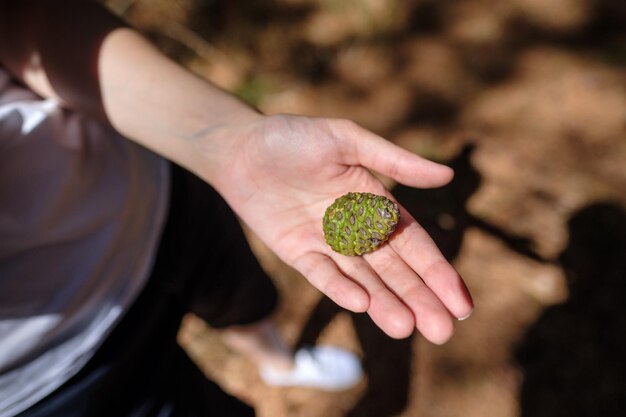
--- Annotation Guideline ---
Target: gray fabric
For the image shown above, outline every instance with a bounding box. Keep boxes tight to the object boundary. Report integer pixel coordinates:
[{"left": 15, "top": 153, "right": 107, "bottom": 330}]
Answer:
[{"left": 0, "top": 69, "right": 170, "bottom": 417}]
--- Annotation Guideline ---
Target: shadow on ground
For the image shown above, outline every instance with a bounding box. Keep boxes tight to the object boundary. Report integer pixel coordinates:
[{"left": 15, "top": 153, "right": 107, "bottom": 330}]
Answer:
[{"left": 515, "top": 202, "right": 626, "bottom": 416}]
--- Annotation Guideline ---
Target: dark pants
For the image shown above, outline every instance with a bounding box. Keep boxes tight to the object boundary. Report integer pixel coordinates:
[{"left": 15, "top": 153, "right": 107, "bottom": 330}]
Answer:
[{"left": 18, "top": 164, "right": 278, "bottom": 417}]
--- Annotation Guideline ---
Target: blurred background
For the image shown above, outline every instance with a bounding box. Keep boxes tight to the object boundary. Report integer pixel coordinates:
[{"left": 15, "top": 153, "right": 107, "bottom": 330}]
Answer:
[{"left": 102, "top": 0, "right": 626, "bottom": 416}]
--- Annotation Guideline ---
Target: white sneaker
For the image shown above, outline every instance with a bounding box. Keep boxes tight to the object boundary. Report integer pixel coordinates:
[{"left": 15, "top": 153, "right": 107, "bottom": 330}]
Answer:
[{"left": 259, "top": 346, "right": 363, "bottom": 391}]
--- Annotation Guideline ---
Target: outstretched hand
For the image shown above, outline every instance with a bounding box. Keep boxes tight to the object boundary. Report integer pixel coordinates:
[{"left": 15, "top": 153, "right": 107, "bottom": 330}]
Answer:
[{"left": 202, "top": 114, "right": 473, "bottom": 343}]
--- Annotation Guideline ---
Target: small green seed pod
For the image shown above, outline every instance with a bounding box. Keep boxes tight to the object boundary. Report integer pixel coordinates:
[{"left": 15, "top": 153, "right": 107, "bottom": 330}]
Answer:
[{"left": 323, "top": 192, "right": 400, "bottom": 256}]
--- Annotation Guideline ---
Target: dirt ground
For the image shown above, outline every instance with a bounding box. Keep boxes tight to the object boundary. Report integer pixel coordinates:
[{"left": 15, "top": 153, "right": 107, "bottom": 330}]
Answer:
[{"left": 105, "top": 0, "right": 626, "bottom": 415}]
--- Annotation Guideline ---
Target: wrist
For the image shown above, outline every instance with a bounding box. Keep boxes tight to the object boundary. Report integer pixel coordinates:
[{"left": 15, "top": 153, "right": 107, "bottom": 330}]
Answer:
[{"left": 186, "top": 110, "right": 265, "bottom": 188}]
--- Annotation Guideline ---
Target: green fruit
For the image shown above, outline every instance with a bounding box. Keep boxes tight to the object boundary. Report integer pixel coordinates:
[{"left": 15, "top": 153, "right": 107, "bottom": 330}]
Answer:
[{"left": 323, "top": 192, "right": 400, "bottom": 256}]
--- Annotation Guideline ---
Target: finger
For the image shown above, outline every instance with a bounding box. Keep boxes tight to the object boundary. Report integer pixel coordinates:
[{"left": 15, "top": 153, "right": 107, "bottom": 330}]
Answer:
[
  {"left": 389, "top": 207, "right": 474, "bottom": 320},
  {"left": 294, "top": 252, "right": 369, "bottom": 313},
  {"left": 335, "top": 120, "right": 454, "bottom": 188},
  {"left": 332, "top": 254, "right": 416, "bottom": 339},
  {"left": 364, "top": 245, "right": 455, "bottom": 344}
]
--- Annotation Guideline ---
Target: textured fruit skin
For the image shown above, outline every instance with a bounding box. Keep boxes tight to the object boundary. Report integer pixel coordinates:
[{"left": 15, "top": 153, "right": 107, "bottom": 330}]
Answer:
[{"left": 323, "top": 192, "right": 400, "bottom": 256}]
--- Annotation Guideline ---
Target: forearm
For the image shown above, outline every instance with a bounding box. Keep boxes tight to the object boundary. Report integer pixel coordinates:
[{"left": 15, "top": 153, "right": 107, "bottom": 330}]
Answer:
[
  {"left": 97, "top": 27, "right": 262, "bottom": 179},
  {"left": 0, "top": 0, "right": 261, "bottom": 182}
]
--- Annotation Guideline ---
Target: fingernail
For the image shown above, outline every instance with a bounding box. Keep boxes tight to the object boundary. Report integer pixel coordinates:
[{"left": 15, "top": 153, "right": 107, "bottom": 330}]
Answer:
[{"left": 458, "top": 309, "right": 473, "bottom": 321}]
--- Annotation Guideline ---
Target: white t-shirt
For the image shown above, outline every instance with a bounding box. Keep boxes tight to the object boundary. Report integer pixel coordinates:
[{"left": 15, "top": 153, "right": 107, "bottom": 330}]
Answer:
[{"left": 0, "top": 69, "right": 170, "bottom": 416}]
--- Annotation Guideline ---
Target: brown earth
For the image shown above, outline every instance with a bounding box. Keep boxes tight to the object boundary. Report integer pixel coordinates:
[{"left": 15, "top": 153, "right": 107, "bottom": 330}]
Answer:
[{"left": 104, "top": 0, "right": 626, "bottom": 416}]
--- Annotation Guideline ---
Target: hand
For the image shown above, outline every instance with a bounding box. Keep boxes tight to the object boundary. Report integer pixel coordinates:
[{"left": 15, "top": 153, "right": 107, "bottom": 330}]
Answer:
[{"left": 200, "top": 114, "right": 474, "bottom": 343}]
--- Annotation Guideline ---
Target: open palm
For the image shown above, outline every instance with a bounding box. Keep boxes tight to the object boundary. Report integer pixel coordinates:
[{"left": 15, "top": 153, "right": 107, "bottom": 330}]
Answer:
[{"left": 209, "top": 115, "right": 473, "bottom": 343}]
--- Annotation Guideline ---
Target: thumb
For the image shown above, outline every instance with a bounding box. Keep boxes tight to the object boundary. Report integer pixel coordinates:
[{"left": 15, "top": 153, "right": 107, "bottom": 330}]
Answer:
[{"left": 338, "top": 120, "right": 454, "bottom": 188}]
